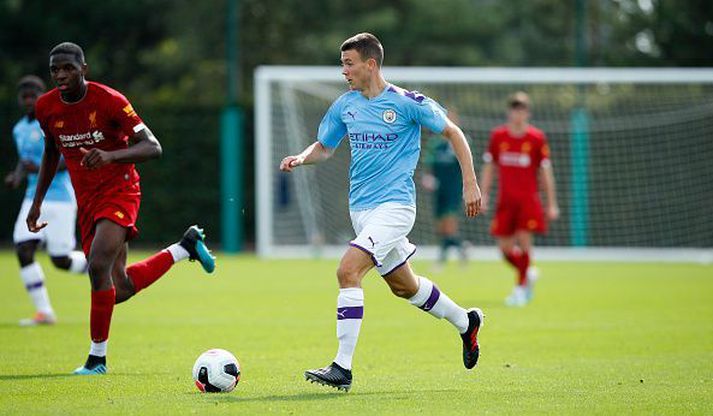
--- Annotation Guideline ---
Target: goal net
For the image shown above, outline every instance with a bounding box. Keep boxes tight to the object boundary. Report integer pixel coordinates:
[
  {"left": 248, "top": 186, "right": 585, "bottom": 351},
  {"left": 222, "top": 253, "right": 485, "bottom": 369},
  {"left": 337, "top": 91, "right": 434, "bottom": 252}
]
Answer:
[{"left": 255, "top": 67, "right": 713, "bottom": 262}]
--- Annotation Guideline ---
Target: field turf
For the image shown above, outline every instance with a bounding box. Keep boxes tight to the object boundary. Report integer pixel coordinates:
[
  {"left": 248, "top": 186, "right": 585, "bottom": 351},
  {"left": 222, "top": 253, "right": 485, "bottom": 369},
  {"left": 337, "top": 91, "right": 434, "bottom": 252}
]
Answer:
[{"left": 0, "top": 250, "right": 711, "bottom": 415}]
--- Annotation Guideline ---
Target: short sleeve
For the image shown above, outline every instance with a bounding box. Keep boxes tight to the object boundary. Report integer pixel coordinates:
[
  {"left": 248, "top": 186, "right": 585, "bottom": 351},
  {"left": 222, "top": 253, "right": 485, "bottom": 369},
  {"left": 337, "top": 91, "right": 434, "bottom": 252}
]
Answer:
[
  {"left": 11, "top": 127, "right": 21, "bottom": 158},
  {"left": 538, "top": 134, "right": 551, "bottom": 168},
  {"left": 483, "top": 132, "right": 498, "bottom": 163},
  {"left": 108, "top": 91, "right": 145, "bottom": 136},
  {"left": 317, "top": 97, "right": 347, "bottom": 149},
  {"left": 411, "top": 95, "right": 448, "bottom": 134},
  {"left": 34, "top": 97, "right": 52, "bottom": 140}
]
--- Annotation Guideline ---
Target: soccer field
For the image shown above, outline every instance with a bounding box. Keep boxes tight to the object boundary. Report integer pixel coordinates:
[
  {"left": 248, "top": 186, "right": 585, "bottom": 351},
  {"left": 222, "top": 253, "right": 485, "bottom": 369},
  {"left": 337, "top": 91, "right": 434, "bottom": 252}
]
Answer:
[{"left": 0, "top": 251, "right": 711, "bottom": 415}]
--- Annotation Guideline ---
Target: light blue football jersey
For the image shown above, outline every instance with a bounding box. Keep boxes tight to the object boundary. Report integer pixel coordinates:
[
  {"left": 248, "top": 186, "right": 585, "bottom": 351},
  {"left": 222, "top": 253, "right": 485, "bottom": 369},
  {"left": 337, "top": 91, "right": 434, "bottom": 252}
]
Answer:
[
  {"left": 318, "top": 84, "right": 448, "bottom": 210},
  {"left": 13, "top": 116, "right": 74, "bottom": 202}
]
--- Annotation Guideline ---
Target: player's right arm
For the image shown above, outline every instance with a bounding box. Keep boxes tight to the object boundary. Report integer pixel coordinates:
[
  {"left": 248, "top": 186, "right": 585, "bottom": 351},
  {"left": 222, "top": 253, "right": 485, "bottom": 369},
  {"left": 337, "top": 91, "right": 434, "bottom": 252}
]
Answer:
[
  {"left": 26, "top": 131, "right": 60, "bottom": 232},
  {"left": 479, "top": 132, "right": 498, "bottom": 213},
  {"left": 280, "top": 141, "right": 334, "bottom": 172}
]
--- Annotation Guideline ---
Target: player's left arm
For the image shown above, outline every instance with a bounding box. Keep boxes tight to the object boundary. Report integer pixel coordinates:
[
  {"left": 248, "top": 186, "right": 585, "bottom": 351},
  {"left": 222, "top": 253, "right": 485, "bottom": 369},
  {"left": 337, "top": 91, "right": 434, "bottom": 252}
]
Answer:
[
  {"left": 538, "top": 140, "right": 559, "bottom": 220},
  {"left": 441, "top": 118, "right": 482, "bottom": 218}
]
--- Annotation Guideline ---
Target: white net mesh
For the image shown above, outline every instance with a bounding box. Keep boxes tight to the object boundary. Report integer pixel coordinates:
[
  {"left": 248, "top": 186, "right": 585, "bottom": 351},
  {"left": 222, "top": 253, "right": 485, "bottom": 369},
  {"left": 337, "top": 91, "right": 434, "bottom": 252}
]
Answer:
[{"left": 256, "top": 67, "right": 713, "bottom": 259}]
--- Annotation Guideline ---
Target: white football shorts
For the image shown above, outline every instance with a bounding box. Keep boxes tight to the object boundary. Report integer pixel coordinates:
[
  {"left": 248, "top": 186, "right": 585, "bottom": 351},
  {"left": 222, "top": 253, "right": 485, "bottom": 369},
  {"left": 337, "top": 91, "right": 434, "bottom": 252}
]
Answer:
[
  {"left": 349, "top": 202, "right": 417, "bottom": 276},
  {"left": 13, "top": 199, "right": 77, "bottom": 256}
]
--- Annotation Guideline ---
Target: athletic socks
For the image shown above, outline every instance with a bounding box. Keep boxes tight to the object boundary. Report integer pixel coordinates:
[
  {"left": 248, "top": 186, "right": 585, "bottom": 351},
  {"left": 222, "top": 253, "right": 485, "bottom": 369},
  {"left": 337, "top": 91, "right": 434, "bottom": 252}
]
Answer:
[
  {"left": 503, "top": 249, "right": 530, "bottom": 287},
  {"left": 166, "top": 243, "right": 189, "bottom": 262},
  {"left": 90, "top": 287, "right": 115, "bottom": 343},
  {"left": 89, "top": 340, "right": 108, "bottom": 357},
  {"left": 125, "top": 250, "right": 176, "bottom": 293},
  {"left": 68, "top": 251, "right": 88, "bottom": 274},
  {"left": 333, "top": 288, "right": 364, "bottom": 370},
  {"left": 409, "top": 276, "right": 469, "bottom": 333},
  {"left": 20, "top": 262, "right": 54, "bottom": 315}
]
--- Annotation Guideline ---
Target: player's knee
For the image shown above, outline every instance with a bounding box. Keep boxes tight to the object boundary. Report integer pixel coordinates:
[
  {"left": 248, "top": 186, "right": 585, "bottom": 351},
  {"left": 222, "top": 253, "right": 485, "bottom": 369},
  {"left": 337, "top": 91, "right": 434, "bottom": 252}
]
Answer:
[
  {"left": 15, "top": 242, "right": 37, "bottom": 267},
  {"left": 50, "top": 255, "right": 72, "bottom": 270}
]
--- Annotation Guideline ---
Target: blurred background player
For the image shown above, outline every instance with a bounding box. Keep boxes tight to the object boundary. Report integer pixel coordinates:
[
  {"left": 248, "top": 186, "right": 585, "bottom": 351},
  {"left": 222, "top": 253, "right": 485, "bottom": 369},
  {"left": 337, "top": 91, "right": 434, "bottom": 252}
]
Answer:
[
  {"left": 281, "top": 33, "right": 483, "bottom": 392},
  {"left": 421, "top": 109, "right": 470, "bottom": 271},
  {"left": 480, "top": 92, "right": 559, "bottom": 306},
  {"left": 29, "top": 42, "right": 216, "bottom": 375},
  {"left": 4, "top": 75, "right": 87, "bottom": 326}
]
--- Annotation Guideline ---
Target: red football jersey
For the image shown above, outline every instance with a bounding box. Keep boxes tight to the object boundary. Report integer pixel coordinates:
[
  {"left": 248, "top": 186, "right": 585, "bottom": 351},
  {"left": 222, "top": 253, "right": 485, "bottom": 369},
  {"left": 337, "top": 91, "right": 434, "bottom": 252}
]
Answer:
[
  {"left": 484, "top": 124, "right": 550, "bottom": 201},
  {"left": 35, "top": 81, "right": 145, "bottom": 203}
]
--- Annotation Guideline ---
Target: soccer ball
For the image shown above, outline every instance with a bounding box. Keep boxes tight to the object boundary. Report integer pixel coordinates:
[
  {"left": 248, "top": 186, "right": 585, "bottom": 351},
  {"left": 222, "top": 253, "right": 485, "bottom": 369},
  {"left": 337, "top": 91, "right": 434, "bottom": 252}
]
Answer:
[{"left": 192, "top": 349, "right": 241, "bottom": 393}]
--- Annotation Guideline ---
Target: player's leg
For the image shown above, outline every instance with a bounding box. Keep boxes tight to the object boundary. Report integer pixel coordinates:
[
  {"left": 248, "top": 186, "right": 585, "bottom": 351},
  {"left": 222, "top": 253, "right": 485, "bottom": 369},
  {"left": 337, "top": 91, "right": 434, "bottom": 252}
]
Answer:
[
  {"left": 13, "top": 200, "right": 56, "bottom": 326},
  {"left": 15, "top": 240, "right": 57, "bottom": 326},
  {"left": 515, "top": 230, "right": 537, "bottom": 301},
  {"left": 118, "top": 225, "right": 215, "bottom": 303},
  {"left": 383, "top": 260, "right": 483, "bottom": 369},
  {"left": 74, "top": 219, "right": 127, "bottom": 375},
  {"left": 305, "top": 246, "right": 373, "bottom": 391}
]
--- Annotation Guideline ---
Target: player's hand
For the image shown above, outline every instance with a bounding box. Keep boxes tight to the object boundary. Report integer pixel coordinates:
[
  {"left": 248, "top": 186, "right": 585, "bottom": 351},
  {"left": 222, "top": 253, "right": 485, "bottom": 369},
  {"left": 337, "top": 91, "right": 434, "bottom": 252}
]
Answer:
[
  {"left": 80, "top": 147, "right": 114, "bottom": 170},
  {"left": 463, "top": 181, "right": 482, "bottom": 218},
  {"left": 547, "top": 203, "right": 560, "bottom": 221},
  {"left": 26, "top": 203, "right": 48, "bottom": 233},
  {"left": 279, "top": 155, "right": 304, "bottom": 172}
]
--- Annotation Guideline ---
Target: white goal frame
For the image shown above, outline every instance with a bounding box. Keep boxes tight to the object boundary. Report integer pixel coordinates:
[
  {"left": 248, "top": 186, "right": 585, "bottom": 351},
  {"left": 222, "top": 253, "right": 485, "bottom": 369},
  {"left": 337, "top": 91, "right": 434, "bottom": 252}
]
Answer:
[{"left": 255, "top": 66, "right": 713, "bottom": 263}]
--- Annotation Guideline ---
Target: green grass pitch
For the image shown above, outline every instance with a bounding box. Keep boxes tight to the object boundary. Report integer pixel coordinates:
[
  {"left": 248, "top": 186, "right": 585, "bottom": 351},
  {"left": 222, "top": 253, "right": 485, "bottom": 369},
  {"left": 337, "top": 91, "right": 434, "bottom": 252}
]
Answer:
[{"left": 0, "top": 250, "right": 711, "bottom": 415}]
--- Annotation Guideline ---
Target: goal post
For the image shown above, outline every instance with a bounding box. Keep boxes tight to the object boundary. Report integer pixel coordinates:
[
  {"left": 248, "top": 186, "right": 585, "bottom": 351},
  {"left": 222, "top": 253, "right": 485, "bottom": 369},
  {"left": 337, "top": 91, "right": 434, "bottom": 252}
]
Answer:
[{"left": 255, "top": 66, "right": 713, "bottom": 263}]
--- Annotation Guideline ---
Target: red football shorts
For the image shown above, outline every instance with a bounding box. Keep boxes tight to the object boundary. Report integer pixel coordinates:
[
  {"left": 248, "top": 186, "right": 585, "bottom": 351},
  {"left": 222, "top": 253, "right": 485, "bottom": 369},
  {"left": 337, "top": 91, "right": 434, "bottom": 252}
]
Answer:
[
  {"left": 77, "top": 184, "right": 141, "bottom": 256},
  {"left": 490, "top": 194, "right": 547, "bottom": 237}
]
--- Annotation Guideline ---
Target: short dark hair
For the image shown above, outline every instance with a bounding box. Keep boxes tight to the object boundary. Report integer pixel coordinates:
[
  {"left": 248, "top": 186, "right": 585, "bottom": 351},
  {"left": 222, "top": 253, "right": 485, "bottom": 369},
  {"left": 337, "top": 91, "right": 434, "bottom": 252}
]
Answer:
[
  {"left": 341, "top": 33, "right": 384, "bottom": 67},
  {"left": 507, "top": 91, "right": 530, "bottom": 109},
  {"left": 17, "top": 75, "right": 46, "bottom": 92},
  {"left": 49, "top": 42, "right": 85, "bottom": 64}
]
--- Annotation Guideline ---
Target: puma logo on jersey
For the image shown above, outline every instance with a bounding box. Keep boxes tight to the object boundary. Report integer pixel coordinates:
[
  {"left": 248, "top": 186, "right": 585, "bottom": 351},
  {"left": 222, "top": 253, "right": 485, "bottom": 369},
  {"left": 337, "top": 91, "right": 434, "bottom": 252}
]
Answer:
[
  {"left": 368, "top": 236, "right": 377, "bottom": 248},
  {"left": 347, "top": 111, "right": 357, "bottom": 120}
]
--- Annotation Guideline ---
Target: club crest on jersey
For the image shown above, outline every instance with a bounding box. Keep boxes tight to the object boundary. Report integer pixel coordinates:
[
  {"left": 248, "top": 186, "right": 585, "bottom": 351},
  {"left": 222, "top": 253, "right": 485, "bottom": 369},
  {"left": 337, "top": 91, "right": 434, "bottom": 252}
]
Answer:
[
  {"left": 88, "top": 111, "right": 98, "bottom": 128},
  {"left": 382, "top": 109, "right": 396, "bottom": 124}
]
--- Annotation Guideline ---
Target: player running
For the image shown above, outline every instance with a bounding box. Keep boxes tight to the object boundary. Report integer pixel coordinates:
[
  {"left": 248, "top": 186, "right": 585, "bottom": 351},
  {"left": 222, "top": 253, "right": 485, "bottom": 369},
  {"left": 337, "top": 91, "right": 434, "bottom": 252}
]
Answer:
[
  {"left": 5, "top": 75, "right": 88, "bottom": 326},
  {"left": 480, "top": 92, "right": 559, "bottom": 306},
  {"left": 29, "top": 42, "right": 216, "bottom": 375},
  {"left": 280, "top": 33, "right": 484, "bottom": 392}
]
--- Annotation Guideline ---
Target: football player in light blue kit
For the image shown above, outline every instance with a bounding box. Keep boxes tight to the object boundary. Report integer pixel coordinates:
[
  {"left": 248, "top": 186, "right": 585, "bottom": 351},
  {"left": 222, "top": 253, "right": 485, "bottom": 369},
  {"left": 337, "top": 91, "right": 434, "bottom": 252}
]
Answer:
[
  {"left": 280, "top": 33, "right": 484, "bottom": 392},
  {"left": 4, "top": 75, "right": 87, "bottom": 326}
]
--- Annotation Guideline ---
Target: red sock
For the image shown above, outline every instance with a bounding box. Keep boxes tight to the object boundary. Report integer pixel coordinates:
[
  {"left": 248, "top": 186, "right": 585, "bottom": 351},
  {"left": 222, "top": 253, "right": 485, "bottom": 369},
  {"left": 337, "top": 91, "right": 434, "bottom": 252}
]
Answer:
[
  {"left": 503, "top": 249, "right": 519, "bottom": 268},
  {"left": 126, "top": 250, "right": 175, "bottom": 293},
  {"left": 90, "top": 287, "right": 116, "bottom": 343},
  {"left": 516, "top": 251, "right": 530, "bottom": 287}
]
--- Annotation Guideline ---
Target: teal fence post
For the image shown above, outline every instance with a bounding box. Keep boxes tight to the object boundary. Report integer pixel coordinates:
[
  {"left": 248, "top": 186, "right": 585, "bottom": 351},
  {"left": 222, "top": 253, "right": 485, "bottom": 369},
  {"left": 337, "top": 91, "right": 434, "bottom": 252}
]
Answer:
[
  {"left": 221, "top": 106, "right": 242, "bottom": 252},
  {"left": 570, "top": 108, "right": 589, "bottom": 246}
]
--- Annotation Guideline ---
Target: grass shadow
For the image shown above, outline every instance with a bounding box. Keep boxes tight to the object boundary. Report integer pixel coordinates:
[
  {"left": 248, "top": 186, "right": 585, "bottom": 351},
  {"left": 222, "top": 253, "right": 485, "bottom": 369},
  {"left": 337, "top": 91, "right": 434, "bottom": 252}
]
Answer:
[
  {"left": 207, "top": 388, "right": 462, "bottom": 403},
  {"left": 0, "top": 373, "right": 76, "bottom": 381}
]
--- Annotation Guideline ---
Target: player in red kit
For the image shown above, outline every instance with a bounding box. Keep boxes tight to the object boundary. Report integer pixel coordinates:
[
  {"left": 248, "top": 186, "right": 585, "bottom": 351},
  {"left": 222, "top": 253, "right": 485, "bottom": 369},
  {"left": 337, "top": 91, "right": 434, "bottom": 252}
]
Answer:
[
  {"left": 480, "top": 92, "right": 559, "bottom": 307},
  {"left": 29, "top": 42, "right": 216, "bottom": 375}
]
